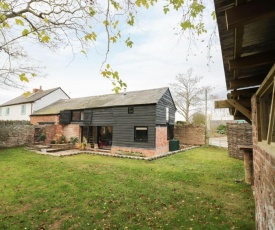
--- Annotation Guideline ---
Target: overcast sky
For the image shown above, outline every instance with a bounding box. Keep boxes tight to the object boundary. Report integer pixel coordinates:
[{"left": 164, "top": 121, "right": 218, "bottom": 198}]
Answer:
[{"left": 0, "top": 2, "right": 229, "bottom": 119}]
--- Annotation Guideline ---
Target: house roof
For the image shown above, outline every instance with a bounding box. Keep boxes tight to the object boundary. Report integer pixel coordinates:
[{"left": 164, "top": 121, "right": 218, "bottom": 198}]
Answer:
[
  {"left": 32, "top": 87, "right": 171, "bottom": 115},
  {"left": 0, "top": 87, "right": 65, "bottom": 106},
  {"left": 214, "top": 0, "right": 275, "bottom": 122}
]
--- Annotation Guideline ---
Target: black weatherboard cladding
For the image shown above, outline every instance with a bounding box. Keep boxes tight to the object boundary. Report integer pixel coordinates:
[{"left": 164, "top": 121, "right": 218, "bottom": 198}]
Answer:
[
  {"left": 156, "top": 89, "right": 176, "bottom": 125},
  {"left": 92, "top": 108, "right": 114, "bottom": 126},
  {"left": 86, "top": 105, "right": 156, "bottom": 149},
  {"left": 112, "top": 105, "right": 156, "bottom": 149}
]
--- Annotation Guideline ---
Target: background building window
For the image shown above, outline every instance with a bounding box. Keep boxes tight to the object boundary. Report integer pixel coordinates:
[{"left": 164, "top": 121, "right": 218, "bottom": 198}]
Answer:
[
  {"left": 0, "top": 107, "right": 2, "bottom": 116},
  {"left": 5, "top": 107, "right": 10, "bottom": 116},
  {"left": 134, "top": 126, "right": 148, "bottom": 142},
  {"left": 21, "top": 104, "right": 26, "bottom": 115}
]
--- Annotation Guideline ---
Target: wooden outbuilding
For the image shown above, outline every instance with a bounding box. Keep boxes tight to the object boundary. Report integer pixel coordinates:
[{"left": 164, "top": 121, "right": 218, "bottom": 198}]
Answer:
[
  {"left": 30, "top": 87, "right": 176, "bottom": 157},
  {"left": 213, "top": 0, "right": 275, "bottom": 228}
]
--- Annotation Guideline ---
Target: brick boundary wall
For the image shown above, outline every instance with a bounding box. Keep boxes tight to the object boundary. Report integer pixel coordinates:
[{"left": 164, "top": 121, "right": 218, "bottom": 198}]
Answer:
[
  {"left": 174, "top": 124, "right": 205, "bottom": 146},
  {"left": 251, "top": 95, "right": 275, "bottom": 229},
  {"left": 0, "top": 120, "right": 34, "bottom": 148},
  {"left": 227, "top": 123, "right": 252, "bottom": 160}
]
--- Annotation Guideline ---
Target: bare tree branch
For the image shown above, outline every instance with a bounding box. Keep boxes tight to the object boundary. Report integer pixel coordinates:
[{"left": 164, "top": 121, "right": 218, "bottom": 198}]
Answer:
[{"left": 170, "top": 68, "right": 210, "bottom": 124}]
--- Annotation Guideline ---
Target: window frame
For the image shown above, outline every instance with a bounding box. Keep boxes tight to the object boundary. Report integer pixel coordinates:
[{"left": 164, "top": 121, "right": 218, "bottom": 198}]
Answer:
[
  {"left": 166, "top": 107, "right": 170, "bottom": 122},
  {"left": 71, "top": 110, "right": 83, "bottom": 122},
  {"left": 256, "top": 65, "right": 275, "bottom": 145},
  {"left": 21, "top": 104, "right": 26, "bottom": 115},
  {"left": 134, "top": 126, "right": 148, "bottom": 142},
  {"left": 5, "top": 107, "right": 10, "bottom": 116}
]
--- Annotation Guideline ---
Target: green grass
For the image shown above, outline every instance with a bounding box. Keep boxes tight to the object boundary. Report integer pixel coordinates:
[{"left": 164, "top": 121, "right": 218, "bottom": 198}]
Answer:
[{"left": 0, "top": 147, "right": 255, "bottom": 229}]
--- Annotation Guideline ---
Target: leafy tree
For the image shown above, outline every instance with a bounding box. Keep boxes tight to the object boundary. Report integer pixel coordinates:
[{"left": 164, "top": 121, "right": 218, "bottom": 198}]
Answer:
[
  {"left": 0, "top": 0, "right": 215, "bottom": 92},
  {"left": 192, "top": 112, "right": 205, "bottom": 125},
  {"left": 170, "top": 68, "right": 209, "bottom": 124}
]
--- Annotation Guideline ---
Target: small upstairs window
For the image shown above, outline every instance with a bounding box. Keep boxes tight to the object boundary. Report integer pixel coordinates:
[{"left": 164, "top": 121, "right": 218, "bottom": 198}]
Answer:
[
  {"left": 166, "top": 107, "right": 170, "bottom": 122},
  {"left": 72, "top": 111, "right": 82, "bottom": 121},
  {"left": 128, "top": 107, "right": 134, "bottom": 114}
]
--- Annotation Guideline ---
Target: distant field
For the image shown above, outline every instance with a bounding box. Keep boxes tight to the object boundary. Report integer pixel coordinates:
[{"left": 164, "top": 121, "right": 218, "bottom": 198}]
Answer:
[{"left": 0, "top": 147, "right": 255, "bottom": 229}]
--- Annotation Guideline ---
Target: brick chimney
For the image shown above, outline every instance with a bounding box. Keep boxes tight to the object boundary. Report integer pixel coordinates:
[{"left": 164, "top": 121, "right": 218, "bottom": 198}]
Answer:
[{"left": 32, "top": 86, "right": 43, "bottom": 93}]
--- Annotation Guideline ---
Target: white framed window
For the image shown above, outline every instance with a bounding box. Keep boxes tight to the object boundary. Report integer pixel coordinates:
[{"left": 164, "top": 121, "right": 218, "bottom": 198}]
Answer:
[
  {"left": 5, "top": 107, "right": 10, "bottom": 116},
  {"left": 21, "top": 104, "right": 26, "bottom": 115},
  {"left": 0, "top": 107, "right": 2, "bottom": 116},
  {"left": 166, "top": 107, "right": 170, "bottom": 122}
]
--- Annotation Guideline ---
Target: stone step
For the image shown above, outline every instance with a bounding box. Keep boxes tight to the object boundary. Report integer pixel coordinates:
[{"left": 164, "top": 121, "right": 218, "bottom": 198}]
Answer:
[{"left": 41, "top": 148, "right": 67, "bottom": 153}]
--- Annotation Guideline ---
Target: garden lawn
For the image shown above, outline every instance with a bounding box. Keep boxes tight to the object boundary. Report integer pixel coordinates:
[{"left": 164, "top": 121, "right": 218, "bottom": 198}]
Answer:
[{"left": 0, "top": 147, "right": 255, "bottom": 229}]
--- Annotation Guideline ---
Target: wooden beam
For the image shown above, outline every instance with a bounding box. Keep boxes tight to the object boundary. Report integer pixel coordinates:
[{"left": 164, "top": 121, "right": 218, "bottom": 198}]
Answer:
[
  {"left": 260, "top": 96, "right": 269, "bottom": 141},
  {"left": 229, "top": 51, "right": 275, "bottom": 71},
  {"left": 225, "top": 0, "right": 275, "bottom": 30},
  {"left": 229, "top": 75, "right": 265, "bottom": 89},
  {"left": 230, "top": 88, "right": 258, "bottom": 97},
  {"left": 215, "top": 100, "right": 234, "bottom": 109},
  {"left": 256, "top": 97, "right": 262, "bottom": 142},
  {"left": 227, "top": 99, "right": 252, "bottom": 120},
  {"left": 233, "top": 27, "right": 244, "bottom": 79},
  {"left": 256, "top": 64, "right": 275, "bottom": 97},
  {"left": 267, "top": 79, "right": 275, "bottom": 144},
  {"left": 215, "top": 99, "right": 251, "bottom": 109}
]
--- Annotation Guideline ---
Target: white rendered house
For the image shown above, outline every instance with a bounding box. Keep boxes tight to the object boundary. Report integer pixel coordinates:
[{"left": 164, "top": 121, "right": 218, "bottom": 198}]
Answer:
[{"left": 0, "top": 87, "right": 70, "bottom": 121}]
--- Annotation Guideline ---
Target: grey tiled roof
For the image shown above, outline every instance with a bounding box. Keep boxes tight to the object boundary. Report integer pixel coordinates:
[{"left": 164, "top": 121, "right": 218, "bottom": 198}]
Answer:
[
  {"left": 33, "top": 87, "right": 169, "bottom": 115},
  {"left": 1, "top": 88, "right": 61, "bottom": 106}
]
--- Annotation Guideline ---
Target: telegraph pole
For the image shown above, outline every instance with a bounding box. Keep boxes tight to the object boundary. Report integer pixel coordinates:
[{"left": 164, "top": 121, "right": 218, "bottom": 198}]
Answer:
[{"left": 205, "top": 88, "right": 209, "bottom": 146}]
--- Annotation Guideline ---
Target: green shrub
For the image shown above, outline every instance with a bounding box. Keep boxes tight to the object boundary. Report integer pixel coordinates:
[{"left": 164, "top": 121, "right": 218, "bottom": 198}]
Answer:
[
  {"left": 217, "top": 124, "right": 227, "bottom": 134},
  {"left": 59, "top": 135, "right": 66, "bottom": 144},
  {"left": 69, "top": 137, "right": 79, "bottom": 144}
]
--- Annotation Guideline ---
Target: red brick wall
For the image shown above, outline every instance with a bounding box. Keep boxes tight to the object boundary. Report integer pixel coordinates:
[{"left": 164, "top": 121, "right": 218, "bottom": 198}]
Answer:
[
  {"left": 111, "top": 146, "right": 155, "bottom": 158},
  {"left": 174, "top": 124, "right": 205, "bottom": 146},
  {"left": 63, "top": 124, "right": 81, "bottom": 141},
  {"left": 30, "top": 115, "right": 59, "bottom": 125},
  {"left": 252, "top": 95, "right": 275, "bottom": 229},
  {"left": 31, "top": 116, "right": 81, "bottom": 144},
  {"left": 44, "top": 125, "right": 57, "bottom": 144},
  {"left": 155, "top": 126, "right": 169, "bottom": 155}
]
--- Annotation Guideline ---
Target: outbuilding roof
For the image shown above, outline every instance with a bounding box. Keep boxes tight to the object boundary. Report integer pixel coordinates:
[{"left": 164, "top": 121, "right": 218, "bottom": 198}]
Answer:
[
  {"left": 32, "top": 87, "right": 171, "bottom": 115},
  {"left": 0, "top": 87, "right": 65, "bottom": 106}
]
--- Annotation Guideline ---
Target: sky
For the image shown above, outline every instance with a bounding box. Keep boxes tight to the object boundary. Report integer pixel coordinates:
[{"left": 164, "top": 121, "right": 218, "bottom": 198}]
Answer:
[{"left": 0, "top": 1, "right": 230, "bottom": 119}]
